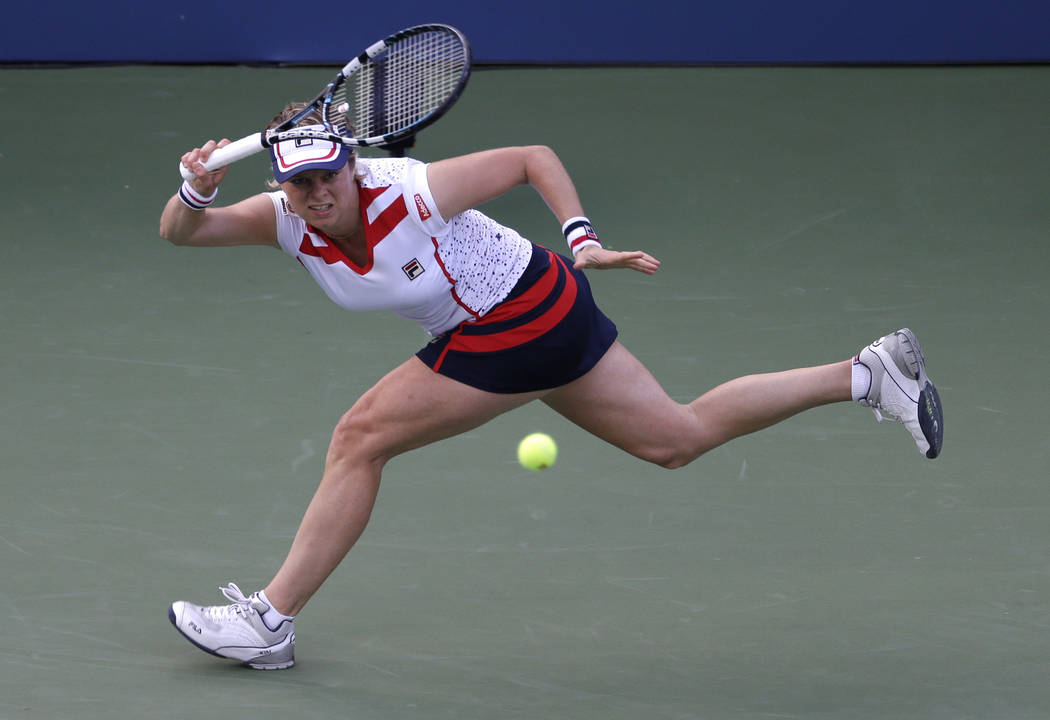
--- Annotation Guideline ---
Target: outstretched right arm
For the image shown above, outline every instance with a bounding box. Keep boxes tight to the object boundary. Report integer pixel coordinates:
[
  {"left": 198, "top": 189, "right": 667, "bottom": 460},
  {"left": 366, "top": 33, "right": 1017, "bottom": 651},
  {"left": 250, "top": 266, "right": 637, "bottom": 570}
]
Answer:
[{"left": 159, "top": 140, "right": 279, "bottom": 248}]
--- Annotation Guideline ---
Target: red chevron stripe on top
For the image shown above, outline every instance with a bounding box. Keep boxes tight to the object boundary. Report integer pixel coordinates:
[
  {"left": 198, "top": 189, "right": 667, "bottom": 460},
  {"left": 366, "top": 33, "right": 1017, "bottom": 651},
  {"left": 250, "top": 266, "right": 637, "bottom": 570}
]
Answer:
[{"left": 297, "top": 185, "right": 408, "bottom": 275}]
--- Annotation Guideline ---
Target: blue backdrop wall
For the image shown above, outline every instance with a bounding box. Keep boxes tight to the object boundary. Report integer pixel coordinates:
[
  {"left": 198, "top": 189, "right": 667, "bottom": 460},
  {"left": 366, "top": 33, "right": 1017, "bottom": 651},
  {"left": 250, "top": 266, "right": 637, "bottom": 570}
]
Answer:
[{"left": 4, "top": 0, "right": 1048, "bottom": 64}]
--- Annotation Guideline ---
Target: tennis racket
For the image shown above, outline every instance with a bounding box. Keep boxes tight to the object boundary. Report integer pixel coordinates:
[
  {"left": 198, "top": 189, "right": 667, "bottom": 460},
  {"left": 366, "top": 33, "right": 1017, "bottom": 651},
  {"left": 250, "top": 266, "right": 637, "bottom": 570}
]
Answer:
[{"left": 178, "top": 23, "right": 471, "bottom": 180}]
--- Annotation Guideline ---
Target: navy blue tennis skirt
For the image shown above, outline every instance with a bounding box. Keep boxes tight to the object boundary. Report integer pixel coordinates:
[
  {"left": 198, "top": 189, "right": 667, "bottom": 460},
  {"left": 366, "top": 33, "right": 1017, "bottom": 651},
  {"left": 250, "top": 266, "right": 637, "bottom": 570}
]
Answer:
[{"left": 416, "top": 244, "right": 618, "bottom": 394}]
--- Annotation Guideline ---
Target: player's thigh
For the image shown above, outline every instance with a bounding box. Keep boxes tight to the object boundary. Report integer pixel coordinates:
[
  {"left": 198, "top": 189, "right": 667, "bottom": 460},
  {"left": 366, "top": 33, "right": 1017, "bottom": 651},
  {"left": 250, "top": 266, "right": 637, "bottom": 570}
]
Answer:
[
  {"left": 336, "top": 356, "right": 545, "bottom": 461},
  {"left": 541, "top": 341, "right": 704, "bottom": 462}
]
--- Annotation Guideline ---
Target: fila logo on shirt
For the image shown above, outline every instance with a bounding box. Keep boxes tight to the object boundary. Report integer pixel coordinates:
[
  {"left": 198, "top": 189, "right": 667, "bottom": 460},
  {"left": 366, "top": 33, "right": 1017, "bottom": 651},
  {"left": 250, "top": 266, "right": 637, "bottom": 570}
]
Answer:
[{"left": 402, "top": 258, "right": 425, "bottom": 280}]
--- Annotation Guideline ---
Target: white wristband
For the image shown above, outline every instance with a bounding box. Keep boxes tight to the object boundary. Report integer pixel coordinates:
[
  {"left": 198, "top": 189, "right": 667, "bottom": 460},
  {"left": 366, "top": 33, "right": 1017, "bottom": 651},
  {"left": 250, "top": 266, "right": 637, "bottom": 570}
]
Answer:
[
  {"left": 178, "top": 180, "right": 218, "bottom": 210},
  {"left": 561, "top": 216, "right": 602, "bottom": 255}
]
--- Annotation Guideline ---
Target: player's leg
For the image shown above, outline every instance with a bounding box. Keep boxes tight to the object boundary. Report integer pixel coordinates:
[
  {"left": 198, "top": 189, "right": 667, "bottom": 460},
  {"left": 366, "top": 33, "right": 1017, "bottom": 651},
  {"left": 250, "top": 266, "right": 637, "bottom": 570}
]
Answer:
[
  {"left": 170, "top": 356, "right": 543, "bottom": 667},
  {"left": 542, "top": 340, "right": 851, "bottom": 469},
  {"left": 265, "top": 356, "right": 544, "bottom": 614}
]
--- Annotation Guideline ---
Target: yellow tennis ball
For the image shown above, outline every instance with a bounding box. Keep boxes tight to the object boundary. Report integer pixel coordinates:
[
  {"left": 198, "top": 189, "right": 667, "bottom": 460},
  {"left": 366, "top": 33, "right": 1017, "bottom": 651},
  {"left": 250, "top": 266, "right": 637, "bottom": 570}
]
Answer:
[{"left": 517, "top": 432, "right": 557, "bottom": 471}]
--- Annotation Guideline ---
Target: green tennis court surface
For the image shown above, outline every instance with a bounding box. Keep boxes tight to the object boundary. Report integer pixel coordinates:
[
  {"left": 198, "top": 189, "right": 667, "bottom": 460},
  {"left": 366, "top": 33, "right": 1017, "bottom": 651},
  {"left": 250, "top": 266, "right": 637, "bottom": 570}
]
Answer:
[{"left": 2, "top": 64, "right": 1048, "bottom": 719}]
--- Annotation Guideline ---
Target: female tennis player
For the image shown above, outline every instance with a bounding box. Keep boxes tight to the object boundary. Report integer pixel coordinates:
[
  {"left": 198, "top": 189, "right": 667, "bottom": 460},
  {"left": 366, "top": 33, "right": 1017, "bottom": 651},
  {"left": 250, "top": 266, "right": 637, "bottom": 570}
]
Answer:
[{"left": 160, "top": 106, "right": 943, "bottom": 669}]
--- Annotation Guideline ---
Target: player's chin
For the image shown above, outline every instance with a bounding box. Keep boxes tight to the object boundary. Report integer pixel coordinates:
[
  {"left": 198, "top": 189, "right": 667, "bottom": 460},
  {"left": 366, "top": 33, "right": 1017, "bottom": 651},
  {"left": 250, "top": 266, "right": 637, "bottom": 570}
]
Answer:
[{"left": 302, "top": 209, "right": 340, "bottom": 230}]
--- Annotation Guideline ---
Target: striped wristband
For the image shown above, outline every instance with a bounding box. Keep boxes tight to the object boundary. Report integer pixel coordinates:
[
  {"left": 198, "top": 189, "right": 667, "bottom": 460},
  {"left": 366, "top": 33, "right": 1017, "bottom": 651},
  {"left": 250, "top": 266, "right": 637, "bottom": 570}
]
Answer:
[
  {"left": 562, "top": 216, "right": 602, "bottom": 255},
  {"left": 178, "top": 180, "right": 218, "bottom": 210}
]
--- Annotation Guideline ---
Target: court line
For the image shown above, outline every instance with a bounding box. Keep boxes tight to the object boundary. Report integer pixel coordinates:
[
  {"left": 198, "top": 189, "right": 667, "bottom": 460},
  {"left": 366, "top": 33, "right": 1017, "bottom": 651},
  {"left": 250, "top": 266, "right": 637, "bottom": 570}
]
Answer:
[
  {"left": 0, "top": 533, "right": 29, "bottom": 554},
  {"left": 749, "top": 207, "right": 850, "bottom": 255},
  {"left": 27, "top": 352, "right": 237, "bottom": 373}
]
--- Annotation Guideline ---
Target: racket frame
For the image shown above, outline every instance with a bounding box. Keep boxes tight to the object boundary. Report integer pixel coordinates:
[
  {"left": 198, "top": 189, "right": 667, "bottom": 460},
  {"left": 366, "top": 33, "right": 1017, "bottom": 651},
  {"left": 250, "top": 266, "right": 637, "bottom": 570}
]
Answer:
[{"left": 179, "top": 23, "right": 471, "bottom": 181}]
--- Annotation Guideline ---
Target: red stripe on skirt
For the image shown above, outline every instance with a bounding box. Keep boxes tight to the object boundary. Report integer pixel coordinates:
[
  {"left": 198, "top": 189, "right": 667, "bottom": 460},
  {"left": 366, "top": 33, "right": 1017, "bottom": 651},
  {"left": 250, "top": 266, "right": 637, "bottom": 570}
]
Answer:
[
  {"left": 432, "top": 251, "right": 578, "bottom": 370},
  {"left": 472, "top": 248, "right": 563, "bottom": 326}
]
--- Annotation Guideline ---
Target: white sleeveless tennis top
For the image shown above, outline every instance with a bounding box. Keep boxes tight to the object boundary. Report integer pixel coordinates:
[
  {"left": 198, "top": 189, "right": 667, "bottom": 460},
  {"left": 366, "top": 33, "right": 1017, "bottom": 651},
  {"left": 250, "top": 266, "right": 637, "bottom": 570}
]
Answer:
[{"left": 269, "top": 157, "right": 533, "bottom": 337}]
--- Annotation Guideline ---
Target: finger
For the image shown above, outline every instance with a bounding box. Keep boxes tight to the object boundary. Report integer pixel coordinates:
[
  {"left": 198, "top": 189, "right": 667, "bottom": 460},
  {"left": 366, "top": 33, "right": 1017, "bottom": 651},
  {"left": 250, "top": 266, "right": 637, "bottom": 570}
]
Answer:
[
  {"left": 181, "top": 151, "right": 212, "bottom": 181},
  {"left": 188, "top": 141, "right": 231, "bottom": 182},
  {"left": 623, "top": 251, "right": 660, "bottom": 275},
  {"left": 181, "top": 148, "right": 201, "bottom": 169},
  {"left": 180, "top": 147, "right": 210, "bottom": 179},
  {"left": 195, "top": 140, "right": 219, "bottom": 166}
]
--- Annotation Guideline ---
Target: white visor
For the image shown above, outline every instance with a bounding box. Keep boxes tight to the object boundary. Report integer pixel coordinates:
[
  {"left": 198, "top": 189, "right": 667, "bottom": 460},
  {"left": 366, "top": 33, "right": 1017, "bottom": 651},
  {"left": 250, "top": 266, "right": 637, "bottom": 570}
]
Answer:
[{"left": 269, "top": 126, "right": 350, "bottom": 182}]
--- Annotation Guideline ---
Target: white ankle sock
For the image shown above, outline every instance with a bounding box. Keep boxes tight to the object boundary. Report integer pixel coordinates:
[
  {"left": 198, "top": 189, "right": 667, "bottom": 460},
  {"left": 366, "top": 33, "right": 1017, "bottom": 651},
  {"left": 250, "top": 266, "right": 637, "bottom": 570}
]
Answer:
[
  {"left": 850, "top": 356, "right": 872, "bottom": 402},
  {"left": 256, "top": 589, "right": 295, "bottom": 629}
]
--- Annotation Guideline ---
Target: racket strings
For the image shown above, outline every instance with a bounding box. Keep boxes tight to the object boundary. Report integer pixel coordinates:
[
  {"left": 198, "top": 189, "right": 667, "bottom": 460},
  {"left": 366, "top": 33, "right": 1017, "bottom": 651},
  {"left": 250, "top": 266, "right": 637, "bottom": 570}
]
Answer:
[{"left": 327, "top": 30, "right": 467, "bottom": 141}]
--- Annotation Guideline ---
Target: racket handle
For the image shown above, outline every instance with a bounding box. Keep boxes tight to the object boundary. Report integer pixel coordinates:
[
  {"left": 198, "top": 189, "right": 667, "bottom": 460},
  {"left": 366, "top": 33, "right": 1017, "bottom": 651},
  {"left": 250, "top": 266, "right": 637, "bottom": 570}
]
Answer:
[{"left": 178, "top": 133, "right": 267, "bottom": 180}]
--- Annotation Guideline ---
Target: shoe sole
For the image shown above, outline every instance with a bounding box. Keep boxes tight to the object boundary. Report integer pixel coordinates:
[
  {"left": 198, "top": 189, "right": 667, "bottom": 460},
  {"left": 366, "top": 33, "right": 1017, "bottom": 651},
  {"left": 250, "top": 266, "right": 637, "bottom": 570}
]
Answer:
[
  {"left": 896, "top": 329, "right": 944, "bottom": 459},
  {"left": 168, "top": 605, "right": 295, "bottom": 670}
]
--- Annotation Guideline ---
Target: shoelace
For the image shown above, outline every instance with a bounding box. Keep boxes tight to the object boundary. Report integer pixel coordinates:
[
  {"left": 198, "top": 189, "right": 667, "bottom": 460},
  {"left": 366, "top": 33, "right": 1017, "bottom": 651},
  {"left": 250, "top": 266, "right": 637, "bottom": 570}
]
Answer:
[
  {"left": 201, "top": 582, "right": 259, "bottom": 623},
  {"left": 857, "top": 357, "right": 908, "bottom": 423},
  {"left": 870, "top": 407, "right": 896, "bottom": 423},
  {"left": 860, "top": 394, "right": 900, "bottom": 423}
]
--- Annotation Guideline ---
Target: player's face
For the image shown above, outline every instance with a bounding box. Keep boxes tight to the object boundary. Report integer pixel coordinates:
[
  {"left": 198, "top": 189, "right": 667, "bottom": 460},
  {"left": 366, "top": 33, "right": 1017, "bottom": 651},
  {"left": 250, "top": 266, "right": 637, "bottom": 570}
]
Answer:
[{"left": 281, "top": 160, "right": 358, "bottom": 236}]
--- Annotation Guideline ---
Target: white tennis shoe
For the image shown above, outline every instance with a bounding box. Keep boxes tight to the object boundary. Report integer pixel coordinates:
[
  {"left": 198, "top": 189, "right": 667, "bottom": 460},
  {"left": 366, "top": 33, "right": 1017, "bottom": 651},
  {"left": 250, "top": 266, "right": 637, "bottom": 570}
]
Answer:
[
  {"left": 169, "top": 583, "right": 295, "bottom": 670},
  {"left": 855, "top": 328, "right": 944, "bottom": 459}
]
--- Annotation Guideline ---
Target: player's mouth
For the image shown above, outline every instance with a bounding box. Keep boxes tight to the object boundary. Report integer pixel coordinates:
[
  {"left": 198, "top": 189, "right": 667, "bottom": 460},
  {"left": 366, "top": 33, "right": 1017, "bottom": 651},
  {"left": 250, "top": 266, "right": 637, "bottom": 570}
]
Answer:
[{"left": 308, "top": 203, "right": 335, "bottom": 216}]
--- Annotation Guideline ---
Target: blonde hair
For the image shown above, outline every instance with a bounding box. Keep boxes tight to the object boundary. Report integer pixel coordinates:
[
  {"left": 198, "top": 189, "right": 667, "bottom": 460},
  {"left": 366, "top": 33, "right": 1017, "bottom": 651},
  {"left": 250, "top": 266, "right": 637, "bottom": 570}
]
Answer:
[{"left": 265, "top": 102, "right": 322, "bottom": 130}]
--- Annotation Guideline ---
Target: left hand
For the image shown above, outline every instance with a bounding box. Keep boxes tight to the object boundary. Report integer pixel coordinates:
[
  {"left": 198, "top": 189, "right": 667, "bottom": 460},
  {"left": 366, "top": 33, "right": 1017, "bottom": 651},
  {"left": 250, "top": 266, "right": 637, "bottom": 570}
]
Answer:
[
  {"left": 573, "top": 246, "right": 661, "bottom": 275},
  {"left": 180, "top": 139, "right": 232, "bottom": 197}
]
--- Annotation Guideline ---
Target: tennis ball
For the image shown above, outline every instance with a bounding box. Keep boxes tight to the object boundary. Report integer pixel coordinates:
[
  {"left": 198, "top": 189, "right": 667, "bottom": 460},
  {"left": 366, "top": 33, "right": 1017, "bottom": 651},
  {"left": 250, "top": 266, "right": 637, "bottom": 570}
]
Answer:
[{"left": 517, "top": 432, "right": 557, "bottom": 471}]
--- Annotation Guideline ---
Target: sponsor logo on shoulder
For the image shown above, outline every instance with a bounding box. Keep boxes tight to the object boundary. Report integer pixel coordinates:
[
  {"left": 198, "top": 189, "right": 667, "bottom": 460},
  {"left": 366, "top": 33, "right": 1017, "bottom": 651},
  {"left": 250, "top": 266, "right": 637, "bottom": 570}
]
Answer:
[
  {"left": 414, "top": 193, "right": 431, "bottom": 221},
  {"left": 402, "top": 258, "right": 425, "bottom": 280}
]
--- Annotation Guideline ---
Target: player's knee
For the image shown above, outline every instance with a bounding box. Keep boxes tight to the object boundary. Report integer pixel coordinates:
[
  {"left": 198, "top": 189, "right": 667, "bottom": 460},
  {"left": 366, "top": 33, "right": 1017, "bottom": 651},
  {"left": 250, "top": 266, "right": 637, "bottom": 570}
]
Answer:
[
  {"left": 327, "top": 401, "right": 388, "bottom": 468},
  {"left": 652, "top": 449, "right": 701, "bottom": 470},
  {"left": 640, "top": 442, "right": 706, "bottom": 470}
]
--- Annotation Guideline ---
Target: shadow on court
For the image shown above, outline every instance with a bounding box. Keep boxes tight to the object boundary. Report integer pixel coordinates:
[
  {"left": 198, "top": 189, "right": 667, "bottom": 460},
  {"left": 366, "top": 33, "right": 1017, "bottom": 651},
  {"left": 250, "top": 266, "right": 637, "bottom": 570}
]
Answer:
[{"left": 1, "top": 64, "right": 1048, "bottom": 719}]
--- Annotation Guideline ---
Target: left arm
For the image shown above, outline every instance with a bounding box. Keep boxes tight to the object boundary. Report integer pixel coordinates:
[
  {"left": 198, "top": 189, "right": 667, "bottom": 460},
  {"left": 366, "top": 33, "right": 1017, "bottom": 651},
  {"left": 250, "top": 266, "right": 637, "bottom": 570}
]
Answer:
[
  {"left": 425, "top": 146, "right": 660, "bottom": 275},
  {"left": 426, "top": 145, "right": 580, "bottom": 223}
]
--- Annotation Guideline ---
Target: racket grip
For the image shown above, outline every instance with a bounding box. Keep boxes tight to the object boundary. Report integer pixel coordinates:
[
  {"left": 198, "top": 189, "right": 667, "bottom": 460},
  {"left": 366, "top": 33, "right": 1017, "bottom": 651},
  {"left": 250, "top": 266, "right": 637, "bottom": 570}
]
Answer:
[{"left": 178, "top": 133, "right": 267, "bottom": 180}]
